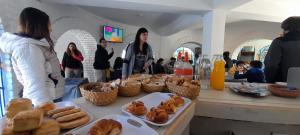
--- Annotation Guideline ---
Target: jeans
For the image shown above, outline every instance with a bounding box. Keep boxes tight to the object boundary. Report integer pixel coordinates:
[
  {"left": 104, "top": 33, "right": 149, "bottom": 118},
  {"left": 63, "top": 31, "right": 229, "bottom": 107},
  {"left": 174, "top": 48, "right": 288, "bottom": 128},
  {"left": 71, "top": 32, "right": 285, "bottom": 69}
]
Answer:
[
  {"left": 94, "top": 69, "right": 106, "bottom": 82},
  {"left": 65, "top": 67, "right": 81, "bottom": 78}
]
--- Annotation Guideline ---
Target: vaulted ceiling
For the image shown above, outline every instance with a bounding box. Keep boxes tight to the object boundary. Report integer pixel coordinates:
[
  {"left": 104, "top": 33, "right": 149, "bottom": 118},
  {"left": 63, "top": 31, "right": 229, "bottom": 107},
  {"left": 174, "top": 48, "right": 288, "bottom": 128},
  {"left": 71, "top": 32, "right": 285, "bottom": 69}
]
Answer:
[{"left": 40, "top": 0, "right": 300, "bottom": 36}]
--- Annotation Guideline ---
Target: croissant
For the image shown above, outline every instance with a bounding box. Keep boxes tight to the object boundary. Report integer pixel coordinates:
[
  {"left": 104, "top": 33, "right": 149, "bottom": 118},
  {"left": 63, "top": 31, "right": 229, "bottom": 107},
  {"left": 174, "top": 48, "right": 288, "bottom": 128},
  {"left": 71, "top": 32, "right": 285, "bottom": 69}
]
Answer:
[{"left": 88, "top": 119, "right": 122, "bottom": 135}]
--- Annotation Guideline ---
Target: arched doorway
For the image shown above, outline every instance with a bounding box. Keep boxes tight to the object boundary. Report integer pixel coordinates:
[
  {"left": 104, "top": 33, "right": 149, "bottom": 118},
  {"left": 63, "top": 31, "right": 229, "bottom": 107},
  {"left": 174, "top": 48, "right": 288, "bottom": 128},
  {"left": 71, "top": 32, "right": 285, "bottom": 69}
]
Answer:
[
  {"left": 173, "top": 47, "right": 195, "bottom": 64},
  {"left": 55, "top": 29, "right": 97, "bottom": 82},
  {"left": 232, "top": 39, "right": 272, "bottom": 62},
  {"left": 172, "top": 42, "right": 202, "bottom": 65}
]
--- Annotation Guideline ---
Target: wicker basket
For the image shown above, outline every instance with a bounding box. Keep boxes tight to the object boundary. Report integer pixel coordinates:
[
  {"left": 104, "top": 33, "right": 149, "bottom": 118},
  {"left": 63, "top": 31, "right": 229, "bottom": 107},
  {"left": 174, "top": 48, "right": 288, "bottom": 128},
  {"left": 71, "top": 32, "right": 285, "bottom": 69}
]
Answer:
[
  {"left": 166, "top": 82, "right": 200, "bottom": 100},
  {"left": 268, "top": 84, "right": 300, "bottom": 98},
  {"left": 118, "top": 82, "right": 142, "bottom": 97},
  {"left": 142, "top": 82, "right": 166, "bottom": 93},
  {"left": 79, "top": 82, "right": 118, "bottom": 106}
]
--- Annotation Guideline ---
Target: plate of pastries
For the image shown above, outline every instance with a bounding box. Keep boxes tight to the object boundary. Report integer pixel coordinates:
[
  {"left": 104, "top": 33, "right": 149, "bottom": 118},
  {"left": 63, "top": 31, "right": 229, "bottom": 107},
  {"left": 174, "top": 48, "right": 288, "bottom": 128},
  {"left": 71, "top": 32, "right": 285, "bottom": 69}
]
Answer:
[
  {"left": 67, "top": 114, "right": 158, "bottom": 135},
  {"left": 121, "top": 92, "right": 191, "bottom": 126},
  {"left": 1, "top": 98, "right": 92, "bottom": 135}
]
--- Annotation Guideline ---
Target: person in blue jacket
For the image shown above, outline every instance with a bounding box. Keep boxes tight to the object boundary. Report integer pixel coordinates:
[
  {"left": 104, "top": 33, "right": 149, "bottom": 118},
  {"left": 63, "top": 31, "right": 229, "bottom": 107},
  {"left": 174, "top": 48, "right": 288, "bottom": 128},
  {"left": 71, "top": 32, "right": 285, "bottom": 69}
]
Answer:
[{"left": 234, "top": 60, "right": 265, "bottom": 83}]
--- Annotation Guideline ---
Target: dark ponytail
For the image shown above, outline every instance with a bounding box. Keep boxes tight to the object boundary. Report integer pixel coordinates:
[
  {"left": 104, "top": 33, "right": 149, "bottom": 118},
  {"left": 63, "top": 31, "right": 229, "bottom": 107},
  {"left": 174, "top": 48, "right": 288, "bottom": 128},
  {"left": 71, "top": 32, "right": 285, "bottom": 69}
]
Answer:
[{"left": 19, "top": 7, "right": 54, "bottom": 52}]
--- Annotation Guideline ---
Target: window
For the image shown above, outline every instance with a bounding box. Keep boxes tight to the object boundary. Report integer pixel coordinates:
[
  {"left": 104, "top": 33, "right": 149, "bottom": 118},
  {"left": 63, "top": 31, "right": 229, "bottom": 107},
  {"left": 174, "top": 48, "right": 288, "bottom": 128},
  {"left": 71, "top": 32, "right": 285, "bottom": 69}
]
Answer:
[
  {"left": 0, "top": 19, "right": 4, "bottom": 117},
  {"left": 0, "top": 58, "right": 4, "bottom": 117}
]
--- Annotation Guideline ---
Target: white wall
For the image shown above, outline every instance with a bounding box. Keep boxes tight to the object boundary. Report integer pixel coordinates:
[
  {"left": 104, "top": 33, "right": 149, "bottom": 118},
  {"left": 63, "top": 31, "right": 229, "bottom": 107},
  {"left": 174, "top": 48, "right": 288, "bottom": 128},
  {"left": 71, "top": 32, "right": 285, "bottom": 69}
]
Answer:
[
  {"left": 224, "top": 20, "right": 281, "bottom": 54},
  {"left": 159, "top": 20, "right": 281, "bottom": 60},
  {"left": 160, "top": 29, "right": 202, "bottom": 59},
  {"left": 0, "top": 0, "right": 282, "bottom": 80},
  {"left": 0, "top": 0, "right": 162, "bottom": 82},
  {"left": 0, "top": 0, "right": 162, "bottom": 61}
]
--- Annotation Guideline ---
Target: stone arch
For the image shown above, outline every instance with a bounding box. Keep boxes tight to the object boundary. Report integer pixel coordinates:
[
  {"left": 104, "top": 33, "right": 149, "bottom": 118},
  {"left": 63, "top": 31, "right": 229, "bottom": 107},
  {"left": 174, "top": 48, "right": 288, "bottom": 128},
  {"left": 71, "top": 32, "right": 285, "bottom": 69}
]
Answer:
[
  {"left": 231, "top": 39, "right": 272, "bottom": 62},
  {"left": 55, "top": 29, "right": 97, "bottom": 82}
]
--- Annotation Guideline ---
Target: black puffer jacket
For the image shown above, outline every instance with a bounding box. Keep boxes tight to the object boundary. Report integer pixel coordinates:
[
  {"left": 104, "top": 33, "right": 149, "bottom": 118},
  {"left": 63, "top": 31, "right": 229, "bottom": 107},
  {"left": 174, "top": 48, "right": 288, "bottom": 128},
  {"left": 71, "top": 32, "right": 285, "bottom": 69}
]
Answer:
[
  {"left": 264, "top": 31, "right": 300, "bottom": 83},
  {"left": 93, "top": 45, "right": 114, "bottom": 70}
]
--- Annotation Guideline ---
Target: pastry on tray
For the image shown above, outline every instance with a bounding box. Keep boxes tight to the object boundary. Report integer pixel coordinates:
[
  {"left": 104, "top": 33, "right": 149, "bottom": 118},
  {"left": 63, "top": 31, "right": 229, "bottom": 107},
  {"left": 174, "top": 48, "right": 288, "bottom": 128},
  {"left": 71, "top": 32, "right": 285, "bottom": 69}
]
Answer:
[
  {"left": 88, "top": 119, "right": 122, "bottom": 135},
  {"left": 157, "top": 101, "right": 176, "bottom": 114},
  {"left": 127, "top": 101, "right": 147, "bottom": 116},
  {"left": 168, "top": 95, "right": 185, "bottom": 107},
  {"left": 146, "top": 107, "right": 168, "bottom": 124}
]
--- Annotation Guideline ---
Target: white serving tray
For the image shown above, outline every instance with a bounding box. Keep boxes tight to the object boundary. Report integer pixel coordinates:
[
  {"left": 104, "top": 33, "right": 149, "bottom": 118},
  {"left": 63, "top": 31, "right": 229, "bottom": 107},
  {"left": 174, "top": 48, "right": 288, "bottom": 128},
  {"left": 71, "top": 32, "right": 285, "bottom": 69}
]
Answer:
[
  {"left": 121, "top": 92, "right": 191, "bottom": 126},
  {"left": 68, "top": 114, "right": 158, "bottom": 135}
]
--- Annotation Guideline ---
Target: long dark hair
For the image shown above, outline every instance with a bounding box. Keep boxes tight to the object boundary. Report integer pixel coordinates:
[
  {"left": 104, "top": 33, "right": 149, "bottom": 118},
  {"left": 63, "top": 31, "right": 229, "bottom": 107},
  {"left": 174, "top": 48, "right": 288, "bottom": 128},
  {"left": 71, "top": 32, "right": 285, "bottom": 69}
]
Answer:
[
  {"left": 66, "top": 42, "right": 81, "bottom": 56},
  {"left": 133, "top": 27, "right": 148, "bottom": 54},
  {"left": 113, "top": 57, "right": 123, "bottom": 69},
  {"left": 19, "top": 7, "right": 54, "bottom": 51}
]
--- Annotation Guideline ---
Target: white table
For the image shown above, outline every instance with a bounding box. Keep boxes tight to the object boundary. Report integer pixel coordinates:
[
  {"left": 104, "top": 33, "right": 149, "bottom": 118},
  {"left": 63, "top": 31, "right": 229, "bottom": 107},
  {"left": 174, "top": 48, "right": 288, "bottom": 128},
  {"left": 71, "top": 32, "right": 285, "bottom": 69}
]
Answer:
[
  {"left": 73, "top": 92, "right": 196, "bottom": 135},
  {"left": 196, "top": 86, "right": 300, "bottom": 125}
]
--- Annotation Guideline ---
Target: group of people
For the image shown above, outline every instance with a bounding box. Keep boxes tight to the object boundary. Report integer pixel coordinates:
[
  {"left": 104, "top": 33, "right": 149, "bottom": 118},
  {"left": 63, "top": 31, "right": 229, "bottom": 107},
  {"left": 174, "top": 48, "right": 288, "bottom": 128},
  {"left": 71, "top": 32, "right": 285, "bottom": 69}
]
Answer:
[
  {"left": 0, "top": 7, "right": 300, "bottom": 106},
  {"left": 61, "top": 27, "right": 178, "bottom": 82},
  {"left": 225, "top": 17, "right": 300, "bottom": 84}
]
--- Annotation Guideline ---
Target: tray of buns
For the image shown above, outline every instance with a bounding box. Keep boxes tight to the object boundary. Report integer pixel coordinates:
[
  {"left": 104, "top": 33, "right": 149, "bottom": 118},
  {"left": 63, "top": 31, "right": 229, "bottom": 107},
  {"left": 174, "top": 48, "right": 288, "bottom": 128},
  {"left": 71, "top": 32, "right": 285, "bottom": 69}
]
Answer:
[
  {"left": 121, "top": 92, "right": 191, "bottom": 126},
  {"left": 67, "top": 114, "right": 158, "bottom": 135},
  {"left": 49, "top": 101, "right": 94, "bottom": 131},
  {"left": 1, "top": 98, "right": 94, "bottom": 135}
]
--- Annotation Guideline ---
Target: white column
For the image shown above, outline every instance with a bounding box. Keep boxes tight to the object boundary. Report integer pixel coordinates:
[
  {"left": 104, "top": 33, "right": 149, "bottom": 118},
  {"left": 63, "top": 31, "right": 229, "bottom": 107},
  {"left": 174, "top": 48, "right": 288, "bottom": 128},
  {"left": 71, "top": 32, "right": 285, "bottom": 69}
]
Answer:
[{"left": 202, "top": 10, "right": 227, "bottom": 58}]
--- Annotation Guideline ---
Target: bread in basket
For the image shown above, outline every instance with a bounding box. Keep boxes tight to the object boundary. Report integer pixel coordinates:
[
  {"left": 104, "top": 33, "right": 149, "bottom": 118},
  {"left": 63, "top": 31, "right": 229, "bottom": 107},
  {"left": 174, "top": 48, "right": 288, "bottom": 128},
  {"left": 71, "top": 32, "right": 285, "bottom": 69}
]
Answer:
[
  {"left": 166, "top": 77, "right": 200, "bottom": 100},
  {"left": 80, "top": 82, "right": 118, "bottom": 106},
  {"left": 118, "top": 80, "right": 142, "bottom": 97},
  {"left": 141, "top": 77, "right": 166, "bottom": 93}
]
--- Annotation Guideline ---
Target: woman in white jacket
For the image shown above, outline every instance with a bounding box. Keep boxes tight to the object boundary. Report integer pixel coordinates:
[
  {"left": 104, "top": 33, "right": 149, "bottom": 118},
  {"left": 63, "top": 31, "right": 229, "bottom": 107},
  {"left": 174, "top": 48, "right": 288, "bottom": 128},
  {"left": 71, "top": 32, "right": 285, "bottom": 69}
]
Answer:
[{"left": 0, "top": 7, "right": 64, "bottom": 106}]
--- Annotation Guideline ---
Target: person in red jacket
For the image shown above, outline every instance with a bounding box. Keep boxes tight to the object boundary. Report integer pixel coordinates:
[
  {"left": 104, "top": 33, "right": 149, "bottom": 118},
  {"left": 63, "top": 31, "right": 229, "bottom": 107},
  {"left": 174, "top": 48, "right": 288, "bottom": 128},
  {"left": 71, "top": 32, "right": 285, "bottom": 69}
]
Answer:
[{"left": 62, "top": 42, "right": 84, "bottom": 78}]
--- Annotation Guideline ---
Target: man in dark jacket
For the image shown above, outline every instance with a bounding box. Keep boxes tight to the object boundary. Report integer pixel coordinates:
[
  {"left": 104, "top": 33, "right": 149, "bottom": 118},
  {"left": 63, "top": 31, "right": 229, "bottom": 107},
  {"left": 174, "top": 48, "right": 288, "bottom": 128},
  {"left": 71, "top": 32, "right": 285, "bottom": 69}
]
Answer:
[
  {"left": 223, "top": 51, "right": 233, "bottom": 72},
  {"left": 93, "top": 38, "right": 114, "bottom": 82},
  {"left": 264, "top": 16, "right": 300, "bottom": 83}
]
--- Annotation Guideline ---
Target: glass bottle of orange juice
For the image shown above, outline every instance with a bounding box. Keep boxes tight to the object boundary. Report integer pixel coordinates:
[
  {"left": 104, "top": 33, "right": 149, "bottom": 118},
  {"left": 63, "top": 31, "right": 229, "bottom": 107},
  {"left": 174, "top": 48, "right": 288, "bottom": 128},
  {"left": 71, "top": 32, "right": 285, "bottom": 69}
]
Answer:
[{"left": 210, "top": 55, "right": 225, "bottom": 90}]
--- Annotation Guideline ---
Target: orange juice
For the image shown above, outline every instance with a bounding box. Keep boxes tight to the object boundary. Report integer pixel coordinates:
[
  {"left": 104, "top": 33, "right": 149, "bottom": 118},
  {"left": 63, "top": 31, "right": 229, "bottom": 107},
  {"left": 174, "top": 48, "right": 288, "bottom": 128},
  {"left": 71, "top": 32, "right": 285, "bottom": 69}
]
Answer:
[{"left": 210, "top": 55, "right": 225, "bottom": 90}]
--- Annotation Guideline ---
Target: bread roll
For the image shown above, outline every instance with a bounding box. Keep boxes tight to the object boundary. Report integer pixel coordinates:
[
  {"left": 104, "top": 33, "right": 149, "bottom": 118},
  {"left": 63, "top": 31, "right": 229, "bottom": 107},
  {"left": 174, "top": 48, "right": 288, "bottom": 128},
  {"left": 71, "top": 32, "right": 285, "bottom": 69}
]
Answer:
[
  {"left": 5, "top": 98, "right": 32, "bottom": 119},
  {"left": 59, "top": 115, "right": 90, "bottom": 129},
  {"left": 33, "top": 119, "right": 60, "bottom": 135},
  {"left": 2, "top": 126, "right": 30, "bottom": 135},
  {"left": 56, "top": 111, "right": 87, "bottom": 122},
  {"left": 47, "top": 106, "right": 75, "bottom": 116},
  {"left": 36, "top": 102, "right": 55, "bottom": 115},
  {"left": 52, "top": 108, "right": 81, "bottom": 119},
  {"left": 12, "top": 109, "right": 43, "bottom": 132}
]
